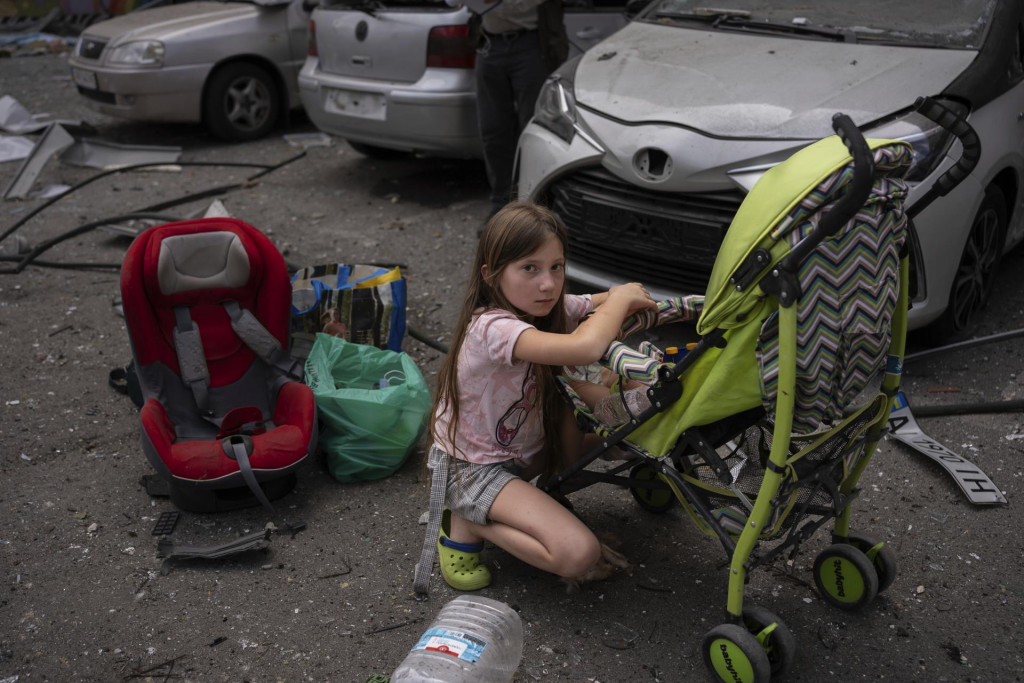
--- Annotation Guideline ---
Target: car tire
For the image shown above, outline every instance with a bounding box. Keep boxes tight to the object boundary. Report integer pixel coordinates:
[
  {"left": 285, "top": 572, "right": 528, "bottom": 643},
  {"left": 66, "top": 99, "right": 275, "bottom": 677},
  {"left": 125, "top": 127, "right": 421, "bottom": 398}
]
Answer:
[
  {"left": 925, "top": 184, "right": 1008, "bottom": 343},
  {"left": 203, "top": 62, "right": 281, "bottom": 142},
  {"left": 347, "top": 140, "right": 411, "bottom": 160}
]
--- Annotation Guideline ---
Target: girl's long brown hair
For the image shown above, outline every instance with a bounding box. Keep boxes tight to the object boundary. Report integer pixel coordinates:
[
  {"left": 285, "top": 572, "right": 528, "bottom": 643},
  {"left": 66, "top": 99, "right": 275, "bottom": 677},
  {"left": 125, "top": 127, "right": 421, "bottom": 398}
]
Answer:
[{"left": 430, "top": 202, "right": 571, "bottom": 481}]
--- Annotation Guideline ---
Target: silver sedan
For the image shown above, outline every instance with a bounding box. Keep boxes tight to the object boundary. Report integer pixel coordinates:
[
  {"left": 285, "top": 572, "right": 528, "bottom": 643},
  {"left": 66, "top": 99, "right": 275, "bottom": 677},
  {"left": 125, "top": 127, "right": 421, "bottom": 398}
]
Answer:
[{"left": 67, "top": 0, "right": 313, "bottom": 141}]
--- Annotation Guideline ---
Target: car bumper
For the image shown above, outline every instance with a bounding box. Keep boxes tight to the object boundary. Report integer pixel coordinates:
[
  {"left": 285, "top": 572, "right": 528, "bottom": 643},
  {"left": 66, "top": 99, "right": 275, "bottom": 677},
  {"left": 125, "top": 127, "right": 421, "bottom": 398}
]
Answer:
[
  {"left": 67, "top": 57, "right": 207, "bottom": 123},
  {"left": 298, "top": 59, "right": 481, "bottom": 158}
]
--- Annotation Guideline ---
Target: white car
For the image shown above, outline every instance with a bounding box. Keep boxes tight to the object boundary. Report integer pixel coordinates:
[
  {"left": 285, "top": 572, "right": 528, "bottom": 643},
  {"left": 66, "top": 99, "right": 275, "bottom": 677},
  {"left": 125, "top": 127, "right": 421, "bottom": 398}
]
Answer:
[
  {"left": 518, "top": 0, "right": 1024, "bottom": 341},
  {"left": 298, "top": 0, "right": 633, "bottom": 159},
  {"left": 67, "top": 0, "right": 313, "bottom": 141}
]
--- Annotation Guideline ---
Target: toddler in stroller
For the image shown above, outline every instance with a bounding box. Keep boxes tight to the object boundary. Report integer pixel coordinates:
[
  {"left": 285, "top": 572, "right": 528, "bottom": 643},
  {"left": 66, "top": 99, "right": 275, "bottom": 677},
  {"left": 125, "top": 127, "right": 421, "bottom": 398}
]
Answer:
[{"left": 546, "top": 100, "right": 979, "bottom": 682}]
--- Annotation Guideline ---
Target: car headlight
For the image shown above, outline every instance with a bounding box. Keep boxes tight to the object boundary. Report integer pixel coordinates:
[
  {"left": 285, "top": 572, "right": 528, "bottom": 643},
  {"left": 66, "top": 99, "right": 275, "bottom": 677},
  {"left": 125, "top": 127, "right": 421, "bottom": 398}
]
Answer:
[
  {"left": 864, "top": 100, "right": 968, "bottom": 183},
  {"left": 533, "top": 57, "right": 581, "bottom": 143},
  {"left": 107, "top": 40, "right": 165, "bottom": 66}
]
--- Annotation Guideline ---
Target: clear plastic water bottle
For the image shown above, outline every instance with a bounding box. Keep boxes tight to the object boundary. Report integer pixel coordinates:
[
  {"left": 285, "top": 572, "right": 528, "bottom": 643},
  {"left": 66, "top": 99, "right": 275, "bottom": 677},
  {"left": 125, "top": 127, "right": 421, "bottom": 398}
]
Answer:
[{"left": 391, "top": 596, "right": 523, "bottom": 683}]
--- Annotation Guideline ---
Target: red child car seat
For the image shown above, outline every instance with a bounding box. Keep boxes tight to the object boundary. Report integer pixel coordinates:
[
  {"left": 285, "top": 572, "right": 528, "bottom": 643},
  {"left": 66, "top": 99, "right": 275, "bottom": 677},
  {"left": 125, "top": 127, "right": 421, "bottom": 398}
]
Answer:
[{"left": 121, "top": 218, "right": 316, "bottom": 512}]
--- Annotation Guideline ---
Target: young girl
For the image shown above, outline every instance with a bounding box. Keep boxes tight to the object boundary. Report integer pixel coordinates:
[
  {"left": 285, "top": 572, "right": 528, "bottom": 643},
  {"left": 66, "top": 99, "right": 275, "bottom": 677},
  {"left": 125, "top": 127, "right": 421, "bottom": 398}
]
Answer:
[{"left": 412, "top": 202, "right": 656, "bottom": 595}]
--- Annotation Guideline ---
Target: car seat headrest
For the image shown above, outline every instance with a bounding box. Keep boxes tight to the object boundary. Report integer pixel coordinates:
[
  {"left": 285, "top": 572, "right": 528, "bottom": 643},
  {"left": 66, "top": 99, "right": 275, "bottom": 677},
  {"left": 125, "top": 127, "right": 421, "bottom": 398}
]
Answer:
[{"left": 157, "top": 231, "right": 250, "bottom": 295}]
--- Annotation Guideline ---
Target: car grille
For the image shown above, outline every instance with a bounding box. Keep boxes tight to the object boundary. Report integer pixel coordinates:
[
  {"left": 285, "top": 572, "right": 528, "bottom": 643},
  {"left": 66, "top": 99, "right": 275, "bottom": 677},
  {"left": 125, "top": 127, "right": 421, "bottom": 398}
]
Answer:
[
  {"left": 543, "top": 167, "right": 744, "bottom": 294},
  {"left": 77, "top": 37, "right": 106, "bottom": 60}
]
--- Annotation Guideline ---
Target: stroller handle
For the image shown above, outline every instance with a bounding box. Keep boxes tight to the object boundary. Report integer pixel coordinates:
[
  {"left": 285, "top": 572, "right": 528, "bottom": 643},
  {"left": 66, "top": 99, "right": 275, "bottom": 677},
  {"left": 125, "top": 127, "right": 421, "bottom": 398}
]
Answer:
[
  {"left": 774, "top": 113, "right": 874, "bottom": 287},
  {"left": 823, "top": 112, "right": 876, "bottom": 239},
  {"left": 906, "top": 96, "right": 981, "bottom": 220}
]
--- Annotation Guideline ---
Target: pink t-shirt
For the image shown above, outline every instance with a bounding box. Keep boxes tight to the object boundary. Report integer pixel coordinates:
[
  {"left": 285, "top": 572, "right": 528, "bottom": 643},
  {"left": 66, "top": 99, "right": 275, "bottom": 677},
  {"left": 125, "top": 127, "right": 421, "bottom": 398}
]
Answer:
[{"left": 433, "top": 294, "right": 594, "bottom": 467}]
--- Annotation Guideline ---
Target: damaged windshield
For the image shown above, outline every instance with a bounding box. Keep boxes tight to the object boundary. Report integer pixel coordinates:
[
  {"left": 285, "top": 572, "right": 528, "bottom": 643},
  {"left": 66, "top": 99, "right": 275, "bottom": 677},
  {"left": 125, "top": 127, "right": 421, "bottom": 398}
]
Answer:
[{"left": 639, "top": 0, "right": 998, "bottom": 48}]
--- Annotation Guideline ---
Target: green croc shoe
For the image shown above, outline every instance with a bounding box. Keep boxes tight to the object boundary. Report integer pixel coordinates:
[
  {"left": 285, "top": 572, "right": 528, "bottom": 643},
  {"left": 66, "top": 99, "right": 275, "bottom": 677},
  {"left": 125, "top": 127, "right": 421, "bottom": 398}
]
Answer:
[{"left": 438, "top": 510, "right": 491, "bottom": 591}]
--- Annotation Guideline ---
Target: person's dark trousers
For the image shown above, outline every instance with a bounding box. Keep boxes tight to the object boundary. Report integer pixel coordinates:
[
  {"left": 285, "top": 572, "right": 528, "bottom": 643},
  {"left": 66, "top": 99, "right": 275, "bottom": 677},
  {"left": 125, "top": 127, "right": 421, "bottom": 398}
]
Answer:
[{"left": 475, "top": 31, "right": 549, "bottom": 216}]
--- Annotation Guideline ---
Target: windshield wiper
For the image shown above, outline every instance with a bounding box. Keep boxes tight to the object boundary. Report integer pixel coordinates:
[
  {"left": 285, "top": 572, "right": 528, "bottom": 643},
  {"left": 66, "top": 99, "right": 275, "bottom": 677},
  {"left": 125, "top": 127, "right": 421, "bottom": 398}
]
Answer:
[
  {"left": 713, "top": 14, "right": 856, "bottom": 42},
  {"left": 649, "top": 7, "right": 857, "bottom": 43}
]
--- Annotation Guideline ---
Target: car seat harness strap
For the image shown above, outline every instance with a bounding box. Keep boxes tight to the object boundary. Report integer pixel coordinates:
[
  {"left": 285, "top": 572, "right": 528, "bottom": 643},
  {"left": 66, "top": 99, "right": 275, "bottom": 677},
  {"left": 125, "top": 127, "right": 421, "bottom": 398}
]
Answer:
[
  {"left": 173, "top": 306, "right": 211, "bottom": 411},
  {"left": 221, "top": 434, "right": 276, "bottom": 513},
  {"left": 223, "top": 301, "right": 304, "bottom": 382}
]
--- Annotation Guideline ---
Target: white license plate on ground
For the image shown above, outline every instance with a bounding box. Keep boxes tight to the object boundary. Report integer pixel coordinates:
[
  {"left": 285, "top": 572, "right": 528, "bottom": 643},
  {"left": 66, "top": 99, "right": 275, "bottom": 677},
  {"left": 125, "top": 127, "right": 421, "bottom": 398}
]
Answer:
[
  {"left": 328, "top": 89, "right": 385, "bottom": 120},
  {"left": 72, "top": 68, "right": 97, "bottom": 90}
]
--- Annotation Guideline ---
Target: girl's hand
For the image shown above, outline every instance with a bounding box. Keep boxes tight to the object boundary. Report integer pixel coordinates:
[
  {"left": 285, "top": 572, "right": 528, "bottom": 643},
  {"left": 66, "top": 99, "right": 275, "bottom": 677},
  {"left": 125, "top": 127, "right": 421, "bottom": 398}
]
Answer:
[{"left": 608, "top": 282, "right": 657, "bottom": 314}]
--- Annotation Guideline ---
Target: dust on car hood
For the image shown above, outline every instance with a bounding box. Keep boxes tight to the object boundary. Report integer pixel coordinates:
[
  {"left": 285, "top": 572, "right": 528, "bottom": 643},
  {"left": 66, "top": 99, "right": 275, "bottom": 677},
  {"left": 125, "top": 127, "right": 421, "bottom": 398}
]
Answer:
[
  {"left": 575, "top": 22, "right": 977, "bottom": 139},
  {"left": 80, "top": 2, "right": 260, "bottom": 41}
]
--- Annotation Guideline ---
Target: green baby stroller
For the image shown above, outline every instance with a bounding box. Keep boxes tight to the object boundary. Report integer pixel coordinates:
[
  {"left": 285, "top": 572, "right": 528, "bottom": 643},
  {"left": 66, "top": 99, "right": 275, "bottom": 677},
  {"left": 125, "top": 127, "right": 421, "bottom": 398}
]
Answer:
[{"left": 547, "top": 99, "right": 979, "bottom": 682}]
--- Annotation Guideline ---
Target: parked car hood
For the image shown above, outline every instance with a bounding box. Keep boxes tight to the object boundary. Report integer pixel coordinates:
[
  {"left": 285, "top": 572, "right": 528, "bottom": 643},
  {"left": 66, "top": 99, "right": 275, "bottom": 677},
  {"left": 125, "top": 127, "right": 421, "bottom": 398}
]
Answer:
[
  {"left": 575, "top": 23, "right": 978, "bottom": 139},
  {"left": 81, "top": 2, "right": 263, "bottom": 41}
]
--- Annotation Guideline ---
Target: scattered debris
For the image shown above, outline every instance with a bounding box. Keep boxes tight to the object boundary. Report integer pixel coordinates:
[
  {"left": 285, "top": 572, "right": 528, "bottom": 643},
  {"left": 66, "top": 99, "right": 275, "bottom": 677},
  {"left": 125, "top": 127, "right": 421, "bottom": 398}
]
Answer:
[
  {"left": 0, "top": 135, "right": 34, "bottom": 163},
  {"left": 60, "top": 138, "right": 182, "bottom": 170},
  {"left": 318, "top": 558, "right": 352, "bottom": 579},
  {"left": 3, "top": 122, "right": 74, "bottom": 199},
  {"left": 156, "top": 528, "right": 272, "bottom": 574},
  {"left": 0, "top": 32, "right": 76, "bottom": 58},
  {"left": 151, "top": 511, "right": 180, "bottom": 537},
  {"left": 28, "top": 184, "right": 69, "bottom": 199},
  {"left": 123, "top": 655, "right": 187, "bottom": 680},
  {"left": 601, "top": 622, "right": 639, "bottom": 650},
  {"left": 942, "top": 642, "right": 968, "bottom": 665},
  {"left": 284, "top": 131, "right": 333, "bottom": 148},
  {"left": 0, "top": 95, "right": 89, "bottom": 135},
  {"left": 366, "top": 618, "right": 421, "bottom": 636}
]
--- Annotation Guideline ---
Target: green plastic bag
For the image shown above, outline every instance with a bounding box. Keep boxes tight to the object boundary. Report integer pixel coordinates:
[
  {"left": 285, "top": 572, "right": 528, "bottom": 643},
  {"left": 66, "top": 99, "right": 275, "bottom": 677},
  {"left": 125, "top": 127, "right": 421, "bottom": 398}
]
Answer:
[{"left": 305, "top": 333, "right": 431, "bottom": 482}]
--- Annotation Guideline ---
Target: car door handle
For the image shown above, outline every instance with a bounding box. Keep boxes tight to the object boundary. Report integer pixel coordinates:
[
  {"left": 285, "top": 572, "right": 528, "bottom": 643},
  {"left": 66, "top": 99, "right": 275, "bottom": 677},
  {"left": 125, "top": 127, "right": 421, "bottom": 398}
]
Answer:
[
  {"left": 575, "top": 27, "right": 603, "bottom": 40},
  {"left": 351, "top": 55, "right": 371, "bottom": 67}
]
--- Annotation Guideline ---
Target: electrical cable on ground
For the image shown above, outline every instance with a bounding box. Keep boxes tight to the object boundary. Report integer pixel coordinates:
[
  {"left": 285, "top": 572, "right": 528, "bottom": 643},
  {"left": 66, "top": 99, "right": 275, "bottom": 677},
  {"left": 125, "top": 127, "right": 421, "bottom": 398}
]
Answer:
[
  {"left": 0, "top": 152, "right": 306, "bottom": 245},
  {"left": 407, "top": 324, "right": 449, "bottom": 354},
  {"left": 1, "top": 212, "right": 182, "bottom": 274},
  {"left": 0, "top": 152, "right": 307, "bottom": 274},
  {"left": 904, "top": 327, "right": 1024, "bottom": 363},
  {"left": 911, "top": 399, "right": 1024, "bottom": 417}
]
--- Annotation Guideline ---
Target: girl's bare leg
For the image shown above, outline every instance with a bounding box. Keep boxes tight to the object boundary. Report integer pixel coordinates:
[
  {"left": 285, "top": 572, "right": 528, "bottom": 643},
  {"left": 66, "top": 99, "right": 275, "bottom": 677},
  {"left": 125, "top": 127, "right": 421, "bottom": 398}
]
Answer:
[
  {"left": 447, "top": 405, "right": 602, "bottom": 578},
  {"left": 452, "top": 479, "right": 600, "bottom": 578}
]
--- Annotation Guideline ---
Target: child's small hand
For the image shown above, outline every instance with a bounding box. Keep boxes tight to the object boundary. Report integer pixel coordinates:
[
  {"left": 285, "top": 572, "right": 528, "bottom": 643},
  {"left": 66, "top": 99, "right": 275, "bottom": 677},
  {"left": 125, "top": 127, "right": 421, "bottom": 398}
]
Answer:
[{"left": 609, "top": 282, "right": 657, "bottom": 314}]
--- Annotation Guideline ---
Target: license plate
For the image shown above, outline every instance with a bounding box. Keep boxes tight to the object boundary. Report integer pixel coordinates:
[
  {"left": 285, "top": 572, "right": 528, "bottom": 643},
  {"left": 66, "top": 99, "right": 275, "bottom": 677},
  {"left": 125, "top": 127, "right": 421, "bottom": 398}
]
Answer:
[
  {"left": 328, "top": 89, "right": 385, "bottom": 120},
  {"left": 72, "top": 67, "right": 97, "bottom": 90}
]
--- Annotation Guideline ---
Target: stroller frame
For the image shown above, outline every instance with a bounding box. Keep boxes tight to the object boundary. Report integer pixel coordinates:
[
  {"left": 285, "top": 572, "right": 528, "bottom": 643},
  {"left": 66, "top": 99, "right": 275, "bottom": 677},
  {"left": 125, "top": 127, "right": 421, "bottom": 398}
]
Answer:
[{"left": 546, "top": 99, "right": 979, "bottom": 682}]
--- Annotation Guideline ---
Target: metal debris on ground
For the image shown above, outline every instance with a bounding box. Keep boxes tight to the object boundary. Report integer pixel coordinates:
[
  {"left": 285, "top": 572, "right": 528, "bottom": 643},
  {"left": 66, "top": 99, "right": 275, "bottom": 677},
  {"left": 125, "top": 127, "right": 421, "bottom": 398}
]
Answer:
[
  {"left": 60, "top": 138, "right": 182, "bottom": 170},
  {"left": 2, "top": 122, "right": 74, "bottom": 199},
  {"left": 156, "top": 528, "right": 273, "bottom": 573}
]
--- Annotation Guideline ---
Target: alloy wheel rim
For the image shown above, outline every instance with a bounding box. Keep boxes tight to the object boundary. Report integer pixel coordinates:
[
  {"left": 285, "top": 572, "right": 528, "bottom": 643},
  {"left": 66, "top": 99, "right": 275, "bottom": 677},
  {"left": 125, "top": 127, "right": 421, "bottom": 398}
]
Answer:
[
  {"left": 225, "top": 76, "right": 271, "bottom": 132},
  {"left": 950, "top": 203, "right": 1001, "bottom": 331}
]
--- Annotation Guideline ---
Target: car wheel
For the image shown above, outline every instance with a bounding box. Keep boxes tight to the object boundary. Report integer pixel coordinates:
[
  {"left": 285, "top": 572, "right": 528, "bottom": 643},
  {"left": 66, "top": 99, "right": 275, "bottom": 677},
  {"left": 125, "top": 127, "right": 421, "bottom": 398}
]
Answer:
[
  {"left": 926, "top": 184, "right": 1008, "bottom": 342},
  {"left": 204, "top": 62, "right": 281, "bottom": 142},
  {"left": 347, "top": 140, "right": 411, "bottom": 160}
]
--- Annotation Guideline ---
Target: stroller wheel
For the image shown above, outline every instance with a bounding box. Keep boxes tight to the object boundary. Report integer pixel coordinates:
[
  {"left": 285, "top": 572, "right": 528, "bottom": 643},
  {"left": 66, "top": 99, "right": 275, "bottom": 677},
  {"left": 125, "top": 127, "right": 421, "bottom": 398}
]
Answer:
[
  {"left": 846, "top": 534, "right": 898, "bottom": 593},
  {"left": 702, "top": 623, "right": 771, "bottom": 683},
  {"left": 813, "top": 543, "right": 879, "bottom": 611},
  {"left": 741, "top": 604, "right": 796, "bottom": 676},
  {"left": 628, "top": 462, "right": 676, "bottom": 513}
]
